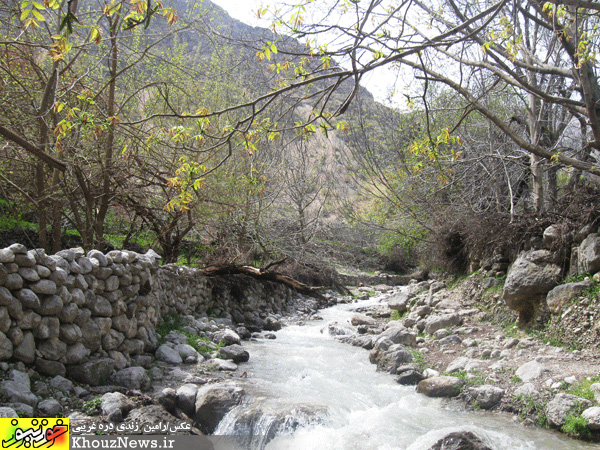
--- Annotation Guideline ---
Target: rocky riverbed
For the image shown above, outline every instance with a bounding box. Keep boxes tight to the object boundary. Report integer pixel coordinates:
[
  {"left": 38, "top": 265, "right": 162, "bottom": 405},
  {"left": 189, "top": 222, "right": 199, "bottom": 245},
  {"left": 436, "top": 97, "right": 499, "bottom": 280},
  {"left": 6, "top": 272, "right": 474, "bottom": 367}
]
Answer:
[
  {"left": 331, "top": 276, "right": 600, "bottom": 445},
  {"left": 2, "top": 267, "right": 600, "bottom": 449}
]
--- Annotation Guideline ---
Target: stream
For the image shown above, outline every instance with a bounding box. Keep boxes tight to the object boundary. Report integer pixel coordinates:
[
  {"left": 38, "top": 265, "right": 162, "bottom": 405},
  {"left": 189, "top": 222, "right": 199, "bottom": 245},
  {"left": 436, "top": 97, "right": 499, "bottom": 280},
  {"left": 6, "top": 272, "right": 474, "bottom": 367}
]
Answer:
[{"left": 215, "top": 295, "right": 600, "bottom": 450}]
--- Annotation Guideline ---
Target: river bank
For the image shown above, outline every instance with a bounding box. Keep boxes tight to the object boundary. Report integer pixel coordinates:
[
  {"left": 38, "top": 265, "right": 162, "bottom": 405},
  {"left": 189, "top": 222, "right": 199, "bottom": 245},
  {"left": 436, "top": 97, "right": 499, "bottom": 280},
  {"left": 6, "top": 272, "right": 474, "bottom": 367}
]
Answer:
[{"left": 2, "top": 249, "right": 600, "bottom": 448}]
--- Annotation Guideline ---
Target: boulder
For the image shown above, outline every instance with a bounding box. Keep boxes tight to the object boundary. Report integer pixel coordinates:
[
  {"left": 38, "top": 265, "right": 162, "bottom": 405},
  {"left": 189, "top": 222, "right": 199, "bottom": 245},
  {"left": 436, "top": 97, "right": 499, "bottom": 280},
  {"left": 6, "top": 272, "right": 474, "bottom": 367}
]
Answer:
[
  {"left": 503, "top": 250, "right": 561, "bottom": 321},
  {"left": 395, "top": 368, "right": 425, "bottom": 386},
  {"left": 102, "top": 392, "right": 135, "bottom": 422},
  {"left": 515, "top": 360, "right": 546, "bottom": 382},
  {"left": 112, "top": 367, "right": 151, "bottom": 391},
  {"left": 578, "top": 233, "right": 600, "bottom": 274},
  {"left": 176, "top": 383, "right": 198, "bottom": 417},
  {"left": 35, "top": 359, "right": 66, "bottom": 377},
  {"left": 427, "top": 431, "right": 492, "bottom": 450},
  {"left": 0, "top": 380, "right": 37, "bottom": 407},
  {"left": 37, "top": 399, "right": 62, "bottom": 417},
  {"left": 0, "top": 407, "right": 18, "bottom": 418},
  {"left": 424, "top": 313, "right": 462, "bottom": 335},
  {"left": 155, "top": 344, "right": 182, "bottom": 364},
  {"left": 174, "top": 344, "right": 200, "bottom": 362},
  {"left": 217, "top": 344, "right": 249, "bottom": 363},
  {"left": 582, "top": 407, "right": 600, "bottom": 431},
  {"left": 68, "top": 358, "right": 115, "bottom": 386},
  {"left": 263, "top": 317, "right": 283, "bottom": 331},
  {"left": 377, "top": 326, "right": 417, "bottom": 347},
  {"left": 212, "top": 329, "right": 241, "bottom": 346},
  {"left": 417, "top": 376, "right": 464, "bottom": 398},
  {"left": 467, "top": 385, "right": 504, "bottom": 410},
  {"left": 38, "top": 337, "right": 67, "bottom": 361},
  {"left": 546, "top": 393, "right": 592, "bottom": 428},
  {"left": 14, "top": 332, "right": 35, "bottom": 363},
  {"left": 546, "top": 281, "right": 592, "bottom": 315},
  {"left": 49, "top": 376, "right": 74, "bottom": 393},
  {"left": 543, "top": 225, "right": 562, "bottom": 249},
  {"left": 351, "top": 314, "right": 377, "bottom": 327},
  {"left": 387, "top": 292, "right": 412, "bottom": 312},
  {"left": 126, "top": 405, "right": 178, "bottom": 434},
  {"left": 194, "top": 384, "right": 244, "bottom": 434},
  {"left": 373, "top": 344, "right": 412, "bottom": 373}
]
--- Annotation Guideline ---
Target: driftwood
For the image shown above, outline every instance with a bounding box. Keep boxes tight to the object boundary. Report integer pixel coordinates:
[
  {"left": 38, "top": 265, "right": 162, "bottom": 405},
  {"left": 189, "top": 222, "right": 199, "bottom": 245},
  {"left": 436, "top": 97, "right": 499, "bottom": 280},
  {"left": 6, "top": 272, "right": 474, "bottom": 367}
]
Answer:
[{"left": 200, "top": 264, "right": 326, "bottom": 298}]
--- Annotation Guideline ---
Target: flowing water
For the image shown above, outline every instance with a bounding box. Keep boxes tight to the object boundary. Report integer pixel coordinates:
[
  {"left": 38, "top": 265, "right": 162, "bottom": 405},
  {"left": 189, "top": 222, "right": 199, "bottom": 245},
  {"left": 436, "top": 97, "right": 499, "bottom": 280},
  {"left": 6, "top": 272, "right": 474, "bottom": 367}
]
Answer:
[{"left": 216, "top": 295, "right": 600, "bottom": 450}]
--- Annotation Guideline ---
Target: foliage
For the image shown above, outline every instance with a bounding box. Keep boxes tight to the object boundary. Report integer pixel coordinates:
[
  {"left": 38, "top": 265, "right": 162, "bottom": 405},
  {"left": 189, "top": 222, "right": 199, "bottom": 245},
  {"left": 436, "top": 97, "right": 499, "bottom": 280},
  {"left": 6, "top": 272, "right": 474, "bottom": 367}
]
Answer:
[
  {"left": 82, "top": 397, "right": 103, "bottom": 416},
  {"left": 567, "top": 375, "right": 600, "bottom": 402},
  {"left": 561, "top": 414, "right": 590, "bottom": 438},
  {"left": 511, "top": 395, "right": 549, "bottom": 428}
]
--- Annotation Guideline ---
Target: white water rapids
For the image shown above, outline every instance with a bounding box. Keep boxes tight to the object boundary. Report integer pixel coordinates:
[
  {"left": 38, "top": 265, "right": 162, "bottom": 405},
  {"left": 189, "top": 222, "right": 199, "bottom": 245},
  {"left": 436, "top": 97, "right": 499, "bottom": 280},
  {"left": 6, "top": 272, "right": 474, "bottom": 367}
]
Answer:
[{"left": 215, "top": 295, "right": 600, "bottom": 450}]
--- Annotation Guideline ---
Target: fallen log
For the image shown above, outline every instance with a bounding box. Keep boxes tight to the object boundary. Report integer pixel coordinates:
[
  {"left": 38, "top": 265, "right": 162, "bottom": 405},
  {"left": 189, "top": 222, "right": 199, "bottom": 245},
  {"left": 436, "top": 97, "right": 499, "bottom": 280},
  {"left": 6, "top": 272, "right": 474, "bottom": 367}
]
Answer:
[{"left": 200, "top": 264, "right": 326, "bottom": 299}]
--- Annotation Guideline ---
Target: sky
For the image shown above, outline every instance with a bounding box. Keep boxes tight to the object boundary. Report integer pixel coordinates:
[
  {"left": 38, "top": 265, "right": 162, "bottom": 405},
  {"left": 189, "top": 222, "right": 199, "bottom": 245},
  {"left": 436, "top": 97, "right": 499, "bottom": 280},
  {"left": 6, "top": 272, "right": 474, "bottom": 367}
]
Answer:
[{"left": 210, "top": 0, "right": 404, "bottom": 106}]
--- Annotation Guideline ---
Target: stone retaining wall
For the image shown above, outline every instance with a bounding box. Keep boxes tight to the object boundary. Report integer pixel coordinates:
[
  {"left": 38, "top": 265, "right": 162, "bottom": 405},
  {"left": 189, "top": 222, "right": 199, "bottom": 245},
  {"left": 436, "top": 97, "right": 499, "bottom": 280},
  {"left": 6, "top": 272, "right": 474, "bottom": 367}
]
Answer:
[{"left": 0, "top": 244, "right": 296, "bottom": 377}]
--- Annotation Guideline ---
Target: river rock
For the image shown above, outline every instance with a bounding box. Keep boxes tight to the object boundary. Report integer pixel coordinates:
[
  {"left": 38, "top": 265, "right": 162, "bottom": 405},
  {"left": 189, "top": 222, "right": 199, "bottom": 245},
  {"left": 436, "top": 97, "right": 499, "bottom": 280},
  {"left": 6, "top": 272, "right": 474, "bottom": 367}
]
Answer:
[
  {"left": 378, "top": 326, "right": 417, "bottom": 347},
  {"left": 351, "top": 314, "right": 377, "bottom": 327},
  {"left": 37, "top": 399, "right": 62, "bottom": 417},
  {"left": 582, "top": 407, "right": 600, "bottom": 431},
  {"left": 578, "top": 233, "right": 600, "bottom": 274},
  {"left": 428, "top": 431, "right": 492, "bottom": 450},
  {"left": 49, "top": 376, "right": 74, "bottom": 393},
  {"left": 263, "top": 317, "right": 283, "bottom": 331},
  {"left": 174, "top": 344, "right": 199, "bottom": 362},
  {"left": 35, "top": 359, "right": 66, "bottom": 377},
  {"left": 212, "top": 329, "right": 241, "bottom": 346},
  {"left": 0, "top": 407, "right": 18, "bottom": 418},
  {"left": 217, "top": 344, "right": 249, "bottom": 363},
  {"left": 16, "top": 289, "right": 40, "bottom": 309},
  {"left": 102, "top": 392, "right": 136, "bottom": 422},
  {"left": 396, "top": 368, "right": 425, "bottom": 385},
  {"left": 467, "top": 385, "right": 504, "bottom": 410},
  {"left": 68, "top": 358, "right": 115, "bottom": 386},
  {"left": 417, "top": 376, "right": 464, "bottom": 398},
  {"left": 546, "top": 281, "right": 592, "bottom": 315},
  {"left": 373, "top": 344, "right": 412, "bottom": 373},
  {"left": 157, "top": 388, "right": 177, "bottom": 414},
  {"left": 112, "top": 367, "right": 150, "bottom": 391},
  {"left": 515, "top": 360, "right": 546, "bottom": 382},
  {"left": 503, "top": 250, "right": 561, "bottom": 321},
  {"left": 14, "top": 332, "right": 35, "bottom": 363},
  {"left": 207, "top": 358, "right": 238, "bottom": 372},
  {"left": 194, "top": 384, "right": 244, "bottom": 434},
  {"left": 424, "top": 313, "right": 462, "bottom": 335},
  {"left": 387, "top": 292, "right": 412, "bottom": 312},
  {"left": 156, "top": 344, "right": 182, "bottom": 364},
  {"left": 127, "top": 405, "right": 179, "bottom": 434},
  {"left": 546, "top": 393, "right": 592, "bottom": 428},
  {"left": 446, "top": 357, "right": 479, "bottom": 374},
  {"left": 0, "top": 380, "right": 37, "bottom": 407},
  {"left": 176, "top": 383, "right": 198, "bottom": 417}
]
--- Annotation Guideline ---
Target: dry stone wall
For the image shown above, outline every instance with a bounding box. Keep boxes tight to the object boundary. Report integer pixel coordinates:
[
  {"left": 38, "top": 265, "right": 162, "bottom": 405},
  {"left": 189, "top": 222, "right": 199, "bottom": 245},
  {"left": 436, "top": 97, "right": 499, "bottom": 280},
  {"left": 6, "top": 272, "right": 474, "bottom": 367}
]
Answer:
[{"left": 0, "top": 244, "right": 296, "bottom": 377}]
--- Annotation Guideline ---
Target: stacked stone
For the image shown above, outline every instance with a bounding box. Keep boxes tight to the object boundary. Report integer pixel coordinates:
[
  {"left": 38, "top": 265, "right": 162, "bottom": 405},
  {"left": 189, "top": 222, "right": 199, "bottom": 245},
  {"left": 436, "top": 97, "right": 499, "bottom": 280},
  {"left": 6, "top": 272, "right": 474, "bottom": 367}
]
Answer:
[{"left": 0, "top": 244, "right": 160, "bottom": 378}]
